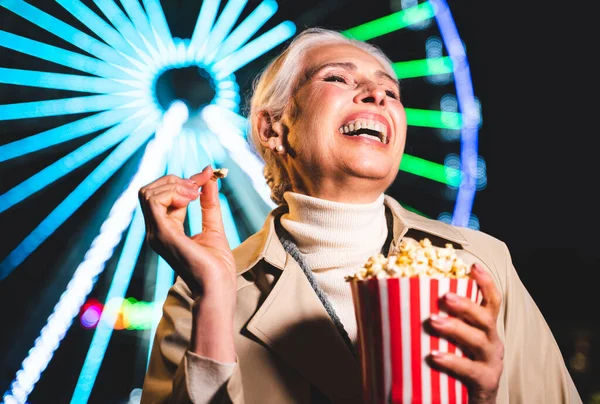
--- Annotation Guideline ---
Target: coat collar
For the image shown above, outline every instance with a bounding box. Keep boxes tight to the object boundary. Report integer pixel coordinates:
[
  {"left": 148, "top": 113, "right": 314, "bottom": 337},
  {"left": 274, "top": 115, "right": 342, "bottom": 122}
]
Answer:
[
  {"left": 234, "top": 195, "right": 468, "bottom": 276},
  {"left": 233, "top": 196, "right": 468, "bottom": 402}
]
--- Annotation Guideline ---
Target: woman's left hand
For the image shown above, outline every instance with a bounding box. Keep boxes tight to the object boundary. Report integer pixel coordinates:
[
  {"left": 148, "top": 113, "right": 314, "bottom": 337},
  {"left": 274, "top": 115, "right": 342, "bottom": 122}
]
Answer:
[{"left": 428, "top": 263, "right": 504, "bottom": 404}]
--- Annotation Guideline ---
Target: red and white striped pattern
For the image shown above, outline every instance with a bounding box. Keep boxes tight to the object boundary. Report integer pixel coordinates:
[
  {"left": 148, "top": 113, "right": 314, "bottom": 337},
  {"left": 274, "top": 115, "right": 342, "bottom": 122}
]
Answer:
[{"left": 351, "top": 277, "right": 481, "bottom": 404}]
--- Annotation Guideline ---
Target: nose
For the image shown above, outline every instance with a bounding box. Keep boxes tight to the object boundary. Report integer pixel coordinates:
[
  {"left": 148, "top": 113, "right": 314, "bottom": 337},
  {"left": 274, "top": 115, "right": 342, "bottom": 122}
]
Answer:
[{"left": 354, "top": 83, "right": 387, "bottom": 107}]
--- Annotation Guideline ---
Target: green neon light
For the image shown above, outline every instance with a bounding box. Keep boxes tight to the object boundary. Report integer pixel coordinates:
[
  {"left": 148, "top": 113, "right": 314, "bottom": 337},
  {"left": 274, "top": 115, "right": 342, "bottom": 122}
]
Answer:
[
  {"left": 400, "top": 154, "right": 461, "bottom": 187},
  {"left": 406, "top": 108, "right": 462, "bottom": 130},
  {"left": 393, "top": 57, "right": 453, "bottom": 79},
  {"left": 342, "top": 2, "right": 435, "bottom": 41}
]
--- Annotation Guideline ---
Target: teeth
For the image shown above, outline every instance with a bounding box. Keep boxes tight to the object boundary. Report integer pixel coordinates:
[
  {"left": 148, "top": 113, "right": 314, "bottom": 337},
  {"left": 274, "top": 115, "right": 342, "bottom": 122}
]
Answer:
[
  {"left": 358, "top": 133, "right": 382, "bottom": 142},
  {"left": 338, "top": 118, "right": 388, "bottom": 143}
]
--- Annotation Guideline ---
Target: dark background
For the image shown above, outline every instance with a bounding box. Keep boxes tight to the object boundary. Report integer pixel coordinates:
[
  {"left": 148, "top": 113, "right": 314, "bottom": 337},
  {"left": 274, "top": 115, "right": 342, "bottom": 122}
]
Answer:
[{"left": 1, "top": 0, "right": 599, "bottom": 403}]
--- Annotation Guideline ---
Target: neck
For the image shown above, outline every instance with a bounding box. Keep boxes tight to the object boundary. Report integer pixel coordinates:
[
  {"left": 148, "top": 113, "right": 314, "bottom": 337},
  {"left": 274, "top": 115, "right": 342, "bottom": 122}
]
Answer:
[
  {"left": 288, "top": 170, "right": 390, "bottom": 204},
  {"left": 280, "top": 191, "right": 387, "bottom": 270}
]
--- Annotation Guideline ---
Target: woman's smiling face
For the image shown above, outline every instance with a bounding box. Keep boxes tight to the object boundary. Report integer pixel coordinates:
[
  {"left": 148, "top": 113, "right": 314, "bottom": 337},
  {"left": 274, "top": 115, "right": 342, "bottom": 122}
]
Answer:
[{"left": 279, "top": 43, "right": 408, "bottom": 202}]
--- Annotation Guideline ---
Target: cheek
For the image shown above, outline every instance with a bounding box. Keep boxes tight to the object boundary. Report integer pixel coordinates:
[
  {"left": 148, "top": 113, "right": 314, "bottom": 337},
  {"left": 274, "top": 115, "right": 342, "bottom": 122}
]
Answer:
[{"left": 292, "top": 87, "right": 345, "bottom": 139}]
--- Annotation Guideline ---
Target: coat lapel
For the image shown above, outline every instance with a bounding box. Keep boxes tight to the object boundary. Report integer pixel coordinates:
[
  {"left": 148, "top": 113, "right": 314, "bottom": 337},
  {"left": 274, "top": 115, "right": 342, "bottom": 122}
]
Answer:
[{"left": 246, "top": 255, "right": 363, "bottom": 402}]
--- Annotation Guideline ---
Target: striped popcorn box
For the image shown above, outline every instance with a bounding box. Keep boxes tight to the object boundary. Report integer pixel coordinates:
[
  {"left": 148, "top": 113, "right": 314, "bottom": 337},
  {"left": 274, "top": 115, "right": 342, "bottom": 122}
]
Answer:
[{"left": 350, "top": 276, "right": 481, "bottom": 404}]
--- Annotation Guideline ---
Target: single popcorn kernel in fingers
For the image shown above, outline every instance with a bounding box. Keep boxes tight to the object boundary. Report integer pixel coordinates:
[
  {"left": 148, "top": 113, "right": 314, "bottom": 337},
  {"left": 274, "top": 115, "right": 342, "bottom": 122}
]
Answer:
[{"left": 211, "top": 168, "right": 229, "bottom": 181}]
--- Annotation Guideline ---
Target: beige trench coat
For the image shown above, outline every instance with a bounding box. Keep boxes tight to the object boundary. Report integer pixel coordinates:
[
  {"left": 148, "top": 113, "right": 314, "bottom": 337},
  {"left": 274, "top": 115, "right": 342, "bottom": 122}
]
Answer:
[{"left": 142, "top": 196, "right": 582, "bottom": 403}]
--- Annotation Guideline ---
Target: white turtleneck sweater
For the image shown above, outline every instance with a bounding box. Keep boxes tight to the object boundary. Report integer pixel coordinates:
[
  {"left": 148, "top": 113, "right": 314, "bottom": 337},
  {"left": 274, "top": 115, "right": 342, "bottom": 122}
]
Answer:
[{"left": 280, "top": 191, "right": 388, "bottom": 343}]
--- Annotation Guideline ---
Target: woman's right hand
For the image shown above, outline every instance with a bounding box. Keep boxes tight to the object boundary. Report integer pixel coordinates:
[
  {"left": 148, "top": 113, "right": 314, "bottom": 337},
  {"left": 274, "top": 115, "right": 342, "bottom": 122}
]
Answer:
[{"left": 138, "top": 165, "right": 236, "bottom": 310}]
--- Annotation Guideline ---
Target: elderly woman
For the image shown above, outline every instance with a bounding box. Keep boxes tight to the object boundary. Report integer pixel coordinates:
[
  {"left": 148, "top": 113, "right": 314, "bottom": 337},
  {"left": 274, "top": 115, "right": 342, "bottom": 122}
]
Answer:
[{"left": 138, "top": 28, "right": 581, "bottom": 403}]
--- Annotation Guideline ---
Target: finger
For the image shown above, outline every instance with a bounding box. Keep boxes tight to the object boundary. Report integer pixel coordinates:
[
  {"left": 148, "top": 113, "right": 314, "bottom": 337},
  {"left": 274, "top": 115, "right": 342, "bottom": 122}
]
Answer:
[
  {"left": 427, "top": 351, "right": 484, "bottom": 386},
  {"left": 442, "top": 293, "right": 497, "bottom": 334},
  {"left": 187, "top": 165, "right": 227, "bottom": 234},
  {"left": 470, "top": 263, "right": 502, "bottom": 317},
  {"left": 143, "top": 183, "right": 198, "bottom": 201},
  {"left": 199, "top": 169, "right": 226, "bottom": 234},
  {"left": 189, "top": 165, "right": 215, "bottom": 188},
  {"left": 429, "top": 314, "right": 494, "bottom": 359},
  {"left": 141, "top": 174, "right": 196, "bottom": 192},
  {"left": 145, "top": 188, "right": 196, "bottom": 214}
]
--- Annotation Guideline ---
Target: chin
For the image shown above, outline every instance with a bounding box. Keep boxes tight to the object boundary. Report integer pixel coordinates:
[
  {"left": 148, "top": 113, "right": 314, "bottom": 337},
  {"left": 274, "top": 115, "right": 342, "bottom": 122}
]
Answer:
[{"left": 345, "top": 159, "right": 394, "bottom": 180}]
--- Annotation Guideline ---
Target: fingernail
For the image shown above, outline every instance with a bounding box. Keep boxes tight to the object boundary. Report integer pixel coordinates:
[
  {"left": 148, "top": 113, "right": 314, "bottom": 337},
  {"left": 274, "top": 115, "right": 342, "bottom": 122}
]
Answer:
[
  {"left": 471, "top": 263, "right": 483, "bottom": 274},
  {"left": 430, "top": 350, "right": 442, "bottom": 358},
  {"left": 445, "top": 293, "right": 458, "bottom": 303},
  {"left": 430, "top": 313, "right": 446, "bottom": 326}
]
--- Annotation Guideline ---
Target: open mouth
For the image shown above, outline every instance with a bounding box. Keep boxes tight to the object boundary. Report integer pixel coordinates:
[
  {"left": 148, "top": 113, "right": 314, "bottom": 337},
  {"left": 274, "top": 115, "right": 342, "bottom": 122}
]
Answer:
[{"left": 338, "top": 119, "right": 388, "bottom": 144}]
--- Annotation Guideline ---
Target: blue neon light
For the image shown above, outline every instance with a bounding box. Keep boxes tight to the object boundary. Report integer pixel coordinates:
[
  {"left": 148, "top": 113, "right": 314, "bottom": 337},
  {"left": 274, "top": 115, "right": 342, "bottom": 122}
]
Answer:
[
  {"left": 141, "top": 0, "right": 175, "bottom": 51},
  {"left": 0, "top": 30, "right": 132, "bottom": 80},
  {"left": 0, "top": 0, "right": 136, "bottom": 70},
  {"left": 188, "top": 0, "right": 220, "bottom": 57},
  {"left": 211, "top": 21, "right": 296, "bottom": 79},
  {"left": 203, "top": 0, "right": 248, "bottom": 61},
  {"left": 91, "top": 0, "right": 154, "bottom": 63},
  {"left": 0, "top": 68, "right": 137, "bottom": 93},
  {"left": 70, "top": 208, "right": 146, "bottom": 404},
  {"left": 0, "top": 116, "right": 147, "bottom": 214},
  {"left": 0, "top": 108, "right": 140, "bottom": 162},
  {"left": 211, "top": 0, "right": 278, "bottom": 63},
  {"left": 0, "top": 95, "right": 139, "bottom": 121},
  {"left": 431, "top": 0, "right": 480, "bottom": 227},
  {"left": 121, "top": 0, "right": 161, "bottom": 52},
  {"left": 0, "top": 116, "right": 158, "bottom": 280},
  {"left": 56, "top": 0, "right": 142, "bottom": 63}
]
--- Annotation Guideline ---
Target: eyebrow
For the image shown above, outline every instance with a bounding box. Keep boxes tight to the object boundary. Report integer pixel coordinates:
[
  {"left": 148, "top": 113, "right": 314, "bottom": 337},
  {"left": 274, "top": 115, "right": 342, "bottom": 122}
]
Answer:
[{"left": 305, "top": 61, "right": 400, "bottom": 89}]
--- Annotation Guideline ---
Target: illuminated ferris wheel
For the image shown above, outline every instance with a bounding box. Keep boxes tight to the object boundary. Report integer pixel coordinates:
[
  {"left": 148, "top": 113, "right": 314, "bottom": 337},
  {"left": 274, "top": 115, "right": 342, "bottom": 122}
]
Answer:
[{"left": 0, "top": 0, "right": 484, "bottom": 402}]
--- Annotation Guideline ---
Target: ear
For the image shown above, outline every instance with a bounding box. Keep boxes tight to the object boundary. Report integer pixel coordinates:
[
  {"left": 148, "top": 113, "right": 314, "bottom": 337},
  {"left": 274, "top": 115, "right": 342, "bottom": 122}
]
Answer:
[{"left": 257, "top": 111, "right": 287, "bottom": 150}]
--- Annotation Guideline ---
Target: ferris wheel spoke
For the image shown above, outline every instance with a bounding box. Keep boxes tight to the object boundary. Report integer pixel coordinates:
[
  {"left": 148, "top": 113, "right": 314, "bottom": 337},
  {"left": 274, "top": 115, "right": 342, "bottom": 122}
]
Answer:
[
  {"left": 211, "top": 20, "right": 295, "bottom": 80},
  {"left": 0, "top": 116, "right": 159, "bottom": 280},
  {"left": 342, "top": 1, "right": 435, "bottom": 41},
  {"left": 90, "top": 0, "right": 156, "bottom": 66},
  {"left": 0, "top": 67, "right": 138, "bottom": 93},
  {"left": 188, "top": 0, "right": 221, "bottom": 59},
  {"left": 209, "top": 0, "right": 278, "bottom": 64},
  {"left": 0, "top": 30, "right": 135, "bottom": 81},
  {"left": 144, "top": 138, "right": 186, "bottom": 367},
  {"left": 141, "top": 0, "right": 175, "bottom": 54},
  {"left": 202, "top": 0, "right": 247, "bottom": 63},
  {"left": 406, "top": 108, "right": 462, "bottom": 130},
  {"left": 392, "top": 57, "right": 454, "bottom": 79},
  {"left": 55, "top": 0, "right": 146, "bottom": 65},
  {"left": 0, "top": 0, "right": 138, "bottom": 71},
  {"left": 120, "top": 0, "right": 162, "bottom": 58},
  {"left": 0, "top": 94, "right": 140, "bottom": 121},
  {"left": 0, "top": 115, "right": 148, "bottom": 214},
  {"left": 0, "top": 108, "right": 141, "bottom": 163},
  {"left": 400, "top": 154, "right": 461, "bottom": 187},
  {"left": 71, "top": 206, "right": 146, "bottom": 404}
]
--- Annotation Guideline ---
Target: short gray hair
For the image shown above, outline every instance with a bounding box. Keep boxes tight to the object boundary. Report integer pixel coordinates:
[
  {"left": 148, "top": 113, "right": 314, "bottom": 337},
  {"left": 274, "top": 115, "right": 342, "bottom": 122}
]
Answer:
[{"left": 248, "top": 27, "right": 397, "bottom": 205}]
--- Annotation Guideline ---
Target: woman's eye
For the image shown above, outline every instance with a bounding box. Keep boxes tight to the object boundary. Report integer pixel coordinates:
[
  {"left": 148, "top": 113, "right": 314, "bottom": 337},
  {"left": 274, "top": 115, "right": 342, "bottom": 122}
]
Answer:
[
  {"left": 324, "top": 75, "right": 347, "bottom": 83},
  {"left": 385, "top": 90, "right": 399, "bottom": 100}
]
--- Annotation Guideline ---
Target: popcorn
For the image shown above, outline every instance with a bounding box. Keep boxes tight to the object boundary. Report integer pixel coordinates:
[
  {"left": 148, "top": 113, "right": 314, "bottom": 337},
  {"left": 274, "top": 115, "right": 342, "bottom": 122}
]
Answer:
[
  {"left": 211, "top": 168, "right": 228, "bottom": 180},
  {"left": 346, "top": 238, "right": 470, "bottom": 281}
]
